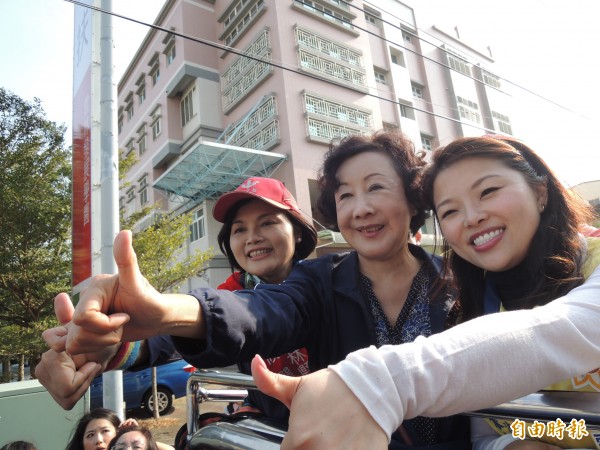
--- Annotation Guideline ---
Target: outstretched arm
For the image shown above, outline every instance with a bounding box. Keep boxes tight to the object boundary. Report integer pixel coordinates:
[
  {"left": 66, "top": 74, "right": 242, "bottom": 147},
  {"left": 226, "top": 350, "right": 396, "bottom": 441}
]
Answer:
[
  {"left": 253, "top": 266, "right": 600, "bottom": 449},
  {"left": 62, "top": 230, "right": 205, "bottom": 356},
  {"left": 37, "top": 230, "right": 205, "bottom": 410}
]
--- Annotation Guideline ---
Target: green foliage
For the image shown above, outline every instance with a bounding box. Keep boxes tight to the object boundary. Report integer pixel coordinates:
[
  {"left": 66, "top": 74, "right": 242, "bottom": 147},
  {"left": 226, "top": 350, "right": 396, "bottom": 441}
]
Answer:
[
  {"left": 0, "top": 316, "right": 59, "bottom": 357},
  {"left": 0, "top": 88, "right": 71, "bottom": 331}
]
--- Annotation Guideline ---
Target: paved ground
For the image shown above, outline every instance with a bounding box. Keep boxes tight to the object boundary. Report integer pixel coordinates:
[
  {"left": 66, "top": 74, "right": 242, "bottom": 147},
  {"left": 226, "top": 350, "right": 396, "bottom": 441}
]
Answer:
[{"left": 132, "top": 391, "right": 225, "bottom": 447}]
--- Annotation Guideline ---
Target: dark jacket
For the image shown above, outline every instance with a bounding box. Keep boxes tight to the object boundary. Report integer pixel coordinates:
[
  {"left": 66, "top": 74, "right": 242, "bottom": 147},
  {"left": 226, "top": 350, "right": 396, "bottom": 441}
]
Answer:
[{"left": 149, "top": 246, "right": 470, "bottom": 448}]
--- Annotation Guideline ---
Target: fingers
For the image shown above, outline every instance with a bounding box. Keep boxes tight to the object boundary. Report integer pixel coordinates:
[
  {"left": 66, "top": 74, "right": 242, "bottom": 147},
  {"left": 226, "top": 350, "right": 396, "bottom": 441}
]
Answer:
[
  {"left": 54, "top": 292, "right": 75, "bottom": 325},
  {"left": 35, "top": 350, "right": 101, "bottom": 410},
  {"left": 113, "top": 230, "right": 142, "bottom": 287},
  {"left": 70, "top": 273, "right": 131, "bottom": 338},
  {"left": 42, "top": 325, "right": 68, "bottom": 352},
  {"left": 66, "top": 322, "right": 125, "bottom": 356},
  {"left": 251, "top": 354, "right": 300, "bottom": 409},
  {"left": 120, "top": 418, "right": 139, "bottom": 428}
]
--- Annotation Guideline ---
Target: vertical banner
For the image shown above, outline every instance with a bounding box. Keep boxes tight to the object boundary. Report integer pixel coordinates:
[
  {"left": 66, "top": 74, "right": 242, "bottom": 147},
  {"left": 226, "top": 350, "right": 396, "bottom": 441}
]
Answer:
[{"left": 72, "top": 3, "right": 93, "bottom": 289}]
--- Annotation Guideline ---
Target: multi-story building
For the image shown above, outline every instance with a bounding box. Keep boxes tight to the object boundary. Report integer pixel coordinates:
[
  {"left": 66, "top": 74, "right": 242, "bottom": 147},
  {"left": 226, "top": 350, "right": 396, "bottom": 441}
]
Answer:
[{"left": 117, "top": 0, "right": 514, "bottom": 290}]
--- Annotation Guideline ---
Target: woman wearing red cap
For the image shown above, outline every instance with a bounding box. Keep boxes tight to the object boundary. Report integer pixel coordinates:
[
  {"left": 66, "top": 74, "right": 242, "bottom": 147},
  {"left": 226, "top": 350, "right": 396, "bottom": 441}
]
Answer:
[{"left": 193, "top": 177, "right": 317, "bottom": 429}]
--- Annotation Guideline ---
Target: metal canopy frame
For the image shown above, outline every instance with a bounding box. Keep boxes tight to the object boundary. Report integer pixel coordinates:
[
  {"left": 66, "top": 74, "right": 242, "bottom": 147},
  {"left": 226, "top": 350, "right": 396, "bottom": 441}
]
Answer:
[{"left": 153, "top": 140, "right": 287, "bottom": 204}]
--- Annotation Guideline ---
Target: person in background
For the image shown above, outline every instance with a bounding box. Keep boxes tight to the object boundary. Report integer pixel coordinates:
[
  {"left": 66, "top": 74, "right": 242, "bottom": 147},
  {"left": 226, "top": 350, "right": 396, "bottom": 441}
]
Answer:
[
  {"left": 420, "top": 136, "right": 599, "bottom": 449},
  {"left": 65, "top": 407, "right": 172, "bottom": 450},
  {"left": 0, "top": 442, "right": 37, "bottom": 450},
  {"left": 66, "top": 407, "right": 121, "bottom": 450},
  {"left": 37, "top": 131, "right": 470, "bottom": 449},
  {"left": 108, "top": 425, "right": 162, "bottom": 450}
]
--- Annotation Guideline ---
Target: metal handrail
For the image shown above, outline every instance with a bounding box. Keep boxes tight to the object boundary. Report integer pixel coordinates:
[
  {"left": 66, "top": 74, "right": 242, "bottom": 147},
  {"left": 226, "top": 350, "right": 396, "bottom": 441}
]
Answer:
[
  {"left": 186, "top": 370, "right": 600, "bottom": 444},
  {"left": 186, "top": 369, "right": 252, "bottom": 437}
]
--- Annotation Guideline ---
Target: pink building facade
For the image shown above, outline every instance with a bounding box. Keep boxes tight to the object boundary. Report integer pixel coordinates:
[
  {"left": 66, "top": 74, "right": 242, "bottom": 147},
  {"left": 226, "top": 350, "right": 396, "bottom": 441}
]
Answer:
[{"left": 117, "top": 0, "right": 513, "bottom": 289}]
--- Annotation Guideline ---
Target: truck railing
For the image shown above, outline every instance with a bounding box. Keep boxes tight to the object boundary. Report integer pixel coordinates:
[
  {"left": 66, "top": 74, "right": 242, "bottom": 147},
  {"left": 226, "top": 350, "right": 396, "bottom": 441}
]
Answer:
[{"left": 185, "top": 369, "right": 600, "bottom": 449}]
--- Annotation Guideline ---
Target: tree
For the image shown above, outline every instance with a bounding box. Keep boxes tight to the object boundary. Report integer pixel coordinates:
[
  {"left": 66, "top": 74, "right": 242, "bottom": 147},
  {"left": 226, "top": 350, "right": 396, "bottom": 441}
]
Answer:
[{"left": 0, "top": 88, "right": 70, "bottom": 376}]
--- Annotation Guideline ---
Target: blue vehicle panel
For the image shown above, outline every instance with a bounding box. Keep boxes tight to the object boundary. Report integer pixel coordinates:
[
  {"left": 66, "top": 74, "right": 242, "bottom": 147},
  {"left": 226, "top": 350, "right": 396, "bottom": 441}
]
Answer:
[{"left": 90, "top": 358, "right": 192, "bottom": 413}]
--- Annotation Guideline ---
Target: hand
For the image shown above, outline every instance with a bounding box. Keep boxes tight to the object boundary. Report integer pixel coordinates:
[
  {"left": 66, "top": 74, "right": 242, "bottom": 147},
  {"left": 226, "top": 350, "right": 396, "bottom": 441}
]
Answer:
[
  {"left": 251, "top": 355, "right": 388, "bottom": 449},
  {"left": 119, "top": 418, "right": 139, "bottom": 428},
  {"left": 63, "top": 230, "right": 171, "bottom": 355},
  {"left": 36, "top": 295, "right": 119, "bottom": 410},
  {"left": 35, "top": 349, "right": 101, "bottom": 410}
]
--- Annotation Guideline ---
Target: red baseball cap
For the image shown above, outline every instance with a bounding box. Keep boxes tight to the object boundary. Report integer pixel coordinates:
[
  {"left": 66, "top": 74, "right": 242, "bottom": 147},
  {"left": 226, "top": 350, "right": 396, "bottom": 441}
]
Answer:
[{"left": 212, "top": 177, "right": 318, "bottom": 259}]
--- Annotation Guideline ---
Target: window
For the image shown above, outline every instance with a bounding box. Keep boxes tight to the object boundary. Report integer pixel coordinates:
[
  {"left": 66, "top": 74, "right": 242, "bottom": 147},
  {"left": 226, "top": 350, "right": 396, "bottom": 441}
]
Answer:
[
  {"left": 446, "top": 48, "right": 471, "bottom": 76},
  {"left": 190, "top": 208, "right": 205, "bottom": 242},
  {"left": 125, "top": 92, "right": 134, "bottom": 120},
  {"left": 304, "top": 93, "right": 372, "bottom": 129},
  {"left": 374, "top": 69, "right": 387, "bottom": 85},
  {"left": 138, "top": 174, "right": 148, "bottom": 206},
  {"left": 150, "top": 106, "right": 162, "bottom": 140},
  {"left": 119, "top": 196, "right": 125, "bottom": 211},
  {"left": 138, "top": 84, "right": 146, "bottom": 105},
  {"left": 125, "top": 138, "right": 135, "bottom": 155},
  {"left": 402, "top": 31, "right": 412, "bottom": 42},
  {"left": 421, "top": 135, "right": 433, "bottom": 151},
  {"left": 138, "top": 134, "right": 147, "bottom": 156},
  {"left": 150, "top": 66, "right": 160, "bottom": 86},
  {"left": 398, "top": 100, "right": 416, "bottom": 120},
  {"left": 411, "top": 83, "right": 423, "bottom": 99},
  {"left": 492, "top": 111, "right": 512, "bottom": 134},
  {"left": 364, "top": 8, "right": 380, "bottom": 26},
  {"left": 136, "top": 74, "right": 146, "bottom": 105},
  {"left": 457, "top": 96, "right": 481, "bottom": 123},
  {"left": 221, "top": 29, "right": 272, "bottom": 112},
  {"left": 222, "top": 0, "right": 266, "bottom": 47},
  {"left": 181, "top": 86, "right": 196, "bottom": 127},
  {"left": 118, "top": 112, "right": 123, "bottom": 134},
  {"left": 390, "top": 51, "right": 406, "bottom": 67},
  {"left": 166, "top": 43, "right": 176, "bottom": 66},
  {"left": 126, "top": 187, "right": 135, "bottom": 203},
  {"left": 483, "top": 70, "right": 501, "bottom": 89},
  {"left": 152, "top": 118, "right": 161, "bottom": 139},
  {"left": 294, "top": 0, "right": 354, "bottom": 30}
]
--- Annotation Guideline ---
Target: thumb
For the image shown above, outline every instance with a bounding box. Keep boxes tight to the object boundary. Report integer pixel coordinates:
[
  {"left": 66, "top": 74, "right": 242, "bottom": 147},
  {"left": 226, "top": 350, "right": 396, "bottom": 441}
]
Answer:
[
  {"left": 251, "top": 354, "right": 300, "bottom": 409},
  {"left": 54, "top": 292, "right": 75, "bottom": 325},
  {"left": 113, "top": 230, "right": 141, "bottom": 282}
]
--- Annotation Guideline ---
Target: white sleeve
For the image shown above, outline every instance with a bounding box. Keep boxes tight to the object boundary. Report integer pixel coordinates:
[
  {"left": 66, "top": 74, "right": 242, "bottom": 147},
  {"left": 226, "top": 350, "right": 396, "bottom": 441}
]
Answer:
[
  {"left": 471, "top": 418, "right": 517, "bottom": 450},
  {"left": 330, "top": 265, "right": 600, "bottom": 440}
]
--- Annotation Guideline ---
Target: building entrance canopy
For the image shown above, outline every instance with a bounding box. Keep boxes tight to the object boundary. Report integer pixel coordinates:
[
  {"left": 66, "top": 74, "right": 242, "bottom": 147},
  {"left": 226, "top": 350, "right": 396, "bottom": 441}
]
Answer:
[{"left": 153, "top": 140, "right": 287, "bottom": 203}]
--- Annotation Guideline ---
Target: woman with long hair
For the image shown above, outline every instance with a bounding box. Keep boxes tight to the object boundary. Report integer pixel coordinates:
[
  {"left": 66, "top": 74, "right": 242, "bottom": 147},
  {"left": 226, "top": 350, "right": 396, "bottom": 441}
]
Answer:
[{"left": 421, "top": 136, "right": 599, "bottom": 449}]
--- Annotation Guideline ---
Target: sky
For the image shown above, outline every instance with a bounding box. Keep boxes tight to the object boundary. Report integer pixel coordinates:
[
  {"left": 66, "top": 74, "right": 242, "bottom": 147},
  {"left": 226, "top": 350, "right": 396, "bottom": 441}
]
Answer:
[{"left": 1, "top": 0, "right": 598, "bottom": 186}]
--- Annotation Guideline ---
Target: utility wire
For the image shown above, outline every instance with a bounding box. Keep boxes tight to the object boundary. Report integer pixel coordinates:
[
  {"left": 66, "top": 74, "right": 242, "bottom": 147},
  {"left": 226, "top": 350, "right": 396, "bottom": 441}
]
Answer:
[{"left": 360, "top": 0, "right": 589, "bottom": 119}]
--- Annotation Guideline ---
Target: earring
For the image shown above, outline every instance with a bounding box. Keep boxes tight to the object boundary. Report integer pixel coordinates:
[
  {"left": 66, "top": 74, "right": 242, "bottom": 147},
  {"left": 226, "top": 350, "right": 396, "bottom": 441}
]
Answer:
[
  {"left": 540, "top": 204, "right": 546, "bottom": 212},
  {"left": 296, "top": 237, "right": 302, "bottom": 243}
]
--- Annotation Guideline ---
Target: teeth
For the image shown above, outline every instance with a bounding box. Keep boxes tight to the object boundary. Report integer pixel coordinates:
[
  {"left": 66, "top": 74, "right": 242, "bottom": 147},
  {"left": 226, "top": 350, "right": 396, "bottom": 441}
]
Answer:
[
  {"left": 249, "top": 249, "right": 271, "bottom": 258},
  {"left": 360, "top": 225, "right": 382, "bottom": 232},
  {"left": 473, "top": 229, "right": 503, "bottom": 246}
]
